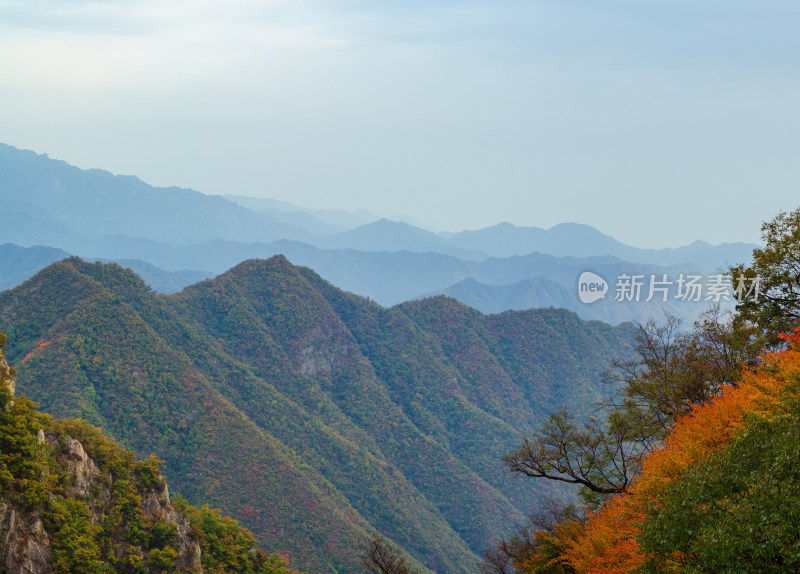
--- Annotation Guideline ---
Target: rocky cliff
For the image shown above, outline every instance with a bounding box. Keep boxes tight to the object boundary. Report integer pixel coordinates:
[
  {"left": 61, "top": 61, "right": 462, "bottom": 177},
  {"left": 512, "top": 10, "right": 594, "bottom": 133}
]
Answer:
[{"left": 0, "top": 332, "right": 13, "bottom": 397}]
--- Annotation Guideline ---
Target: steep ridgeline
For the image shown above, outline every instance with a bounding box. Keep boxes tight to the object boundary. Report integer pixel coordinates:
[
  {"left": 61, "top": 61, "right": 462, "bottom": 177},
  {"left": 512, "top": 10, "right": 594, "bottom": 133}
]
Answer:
[
  {"left": 0, "top": 257, "right": 636, "bottom": 573},
  {"left": 0, "top": 335, "right": 301, "bottom": 574}
]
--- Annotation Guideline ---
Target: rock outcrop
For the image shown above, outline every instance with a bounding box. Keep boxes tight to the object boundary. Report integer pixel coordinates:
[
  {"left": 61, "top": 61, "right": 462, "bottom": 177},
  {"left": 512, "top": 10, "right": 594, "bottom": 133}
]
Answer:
[
  {"left": 141, "top": 483, "right": 203, "bottom": 572},
  {"left": 0, "top": 339, "right": 205, "bottom": 574},
  {"left": 0, "top": 339, "right": 14, "bottom": 397},
  {"left": 0, "top": 430, "right": 205, "bottom": 574},
  {"left": 1, "top": 504, "right": 51, "bottom": 574}
]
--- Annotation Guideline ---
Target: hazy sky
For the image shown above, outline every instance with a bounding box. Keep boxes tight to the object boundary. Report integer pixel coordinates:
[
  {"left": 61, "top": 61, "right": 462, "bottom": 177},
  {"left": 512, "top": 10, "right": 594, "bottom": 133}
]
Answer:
[{"left": 2, "top": 0, "right": 799, "bottom": 247}]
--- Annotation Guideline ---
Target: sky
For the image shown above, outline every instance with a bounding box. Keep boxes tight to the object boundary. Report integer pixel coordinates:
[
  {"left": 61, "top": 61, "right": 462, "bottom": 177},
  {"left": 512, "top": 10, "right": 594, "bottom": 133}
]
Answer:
[{"left": 2, "top": 0, "right": 799, "bottom": 247}]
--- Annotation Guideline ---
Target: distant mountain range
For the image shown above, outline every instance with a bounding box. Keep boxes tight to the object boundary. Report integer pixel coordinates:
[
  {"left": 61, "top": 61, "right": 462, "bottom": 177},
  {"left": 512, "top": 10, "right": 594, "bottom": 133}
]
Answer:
[
  {"left": 447, "top": 222, "right": 755, "bottom": 269},
  {"left": 430, "top": 276, "right": 712, "bottom": 325},
  {"left": 222, "top": 191, "right": 754, "bottom": 270},
  {"left": 0, "top": 143, "right": 757, "bottom": 324},
  {"left": 0, "top": 241, "right": 728, "bottom": 325},
  {"left": 0, "top": 243, "right": 72, "bottom": 291},
  {"left": 0, "top": 145, "right": 313, "bottom": 249},
  {"left": 223, "top": 193, "right": 378, "bottom": 233},
  {"left": 0, "top": 243, "right": 214, "bottom": 295}
]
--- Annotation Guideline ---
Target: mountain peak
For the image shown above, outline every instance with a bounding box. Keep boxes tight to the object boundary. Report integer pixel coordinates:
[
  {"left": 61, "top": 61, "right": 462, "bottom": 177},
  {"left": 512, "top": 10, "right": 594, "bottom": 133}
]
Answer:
[
  {"left": 226, "top": 254, "right": 295, "bottom": 276},
  {"left": 494, "top": 221, "right": 519, "bottom": 230},
  {"left": 368, "top": 218, "right": 419, "bottom": 229}
]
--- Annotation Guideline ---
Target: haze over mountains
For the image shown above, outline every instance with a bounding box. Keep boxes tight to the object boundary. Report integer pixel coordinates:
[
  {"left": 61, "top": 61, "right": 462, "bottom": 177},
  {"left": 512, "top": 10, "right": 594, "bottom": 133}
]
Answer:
[
  {"left": 0, "top": 143, "right": 768, "bottom": 571},
  {"left": 0, "top": 143, "right": 755, "bottom": 324}
]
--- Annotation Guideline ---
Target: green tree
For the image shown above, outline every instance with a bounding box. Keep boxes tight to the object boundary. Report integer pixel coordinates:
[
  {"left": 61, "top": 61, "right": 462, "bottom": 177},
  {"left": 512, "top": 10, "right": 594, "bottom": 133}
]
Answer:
[
  {"left": 638, "top": 401, "right": 800, "bottom": 572},
  {"left": 499, "top": 208, "right": 800, "bottom": 572},
  {"left": 731, "top": 207, "right": 800, "bottom": 344},
  {"left": 44, "top": 498, "right": 109, "bottom": 574}
]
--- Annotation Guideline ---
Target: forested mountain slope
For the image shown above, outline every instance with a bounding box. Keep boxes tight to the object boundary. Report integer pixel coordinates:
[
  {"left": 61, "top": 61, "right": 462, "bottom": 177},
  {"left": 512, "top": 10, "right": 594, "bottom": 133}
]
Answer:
[{"left": 0, "top": 257, "right": 635, "bottom": 573}]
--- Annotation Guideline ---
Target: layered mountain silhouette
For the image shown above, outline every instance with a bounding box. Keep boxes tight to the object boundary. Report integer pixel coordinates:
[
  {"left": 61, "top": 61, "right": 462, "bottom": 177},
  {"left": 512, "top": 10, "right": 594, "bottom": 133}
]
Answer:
[
  {"left": 1, "top": 240, "right": 727, "bottom": 324},
  {"left": 1, "top": 143, "right": 753, "bottom": 261},
  {"left": 0, "top": 257, "right": 635, "bottom": 573},
  {"left": 0, "top": 144, "right": 311, "bottom": 248},
  {"left": 447, "top": 221, "right": 756, "bottom": 267},
  {"left": 0, "top": 143, "right": 755, "bottom": 325}
]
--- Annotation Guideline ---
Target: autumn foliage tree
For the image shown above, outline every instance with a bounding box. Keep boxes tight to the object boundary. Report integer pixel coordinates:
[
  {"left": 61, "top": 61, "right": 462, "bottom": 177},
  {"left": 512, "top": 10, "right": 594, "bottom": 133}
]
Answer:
[
  {"left": 493, "top": 309, "right": 755, "bottom": 573},
  {"left": 564, "top": 329, "right": 800, "bottom": 572},
  {"left": 638, "top": 401, "right": 800, "bottom": 571},
  {"left": 482, "top": 501, "right": 583, "bottom": 574},
  {"left": 503, "top": 307, "right": 754, "bottom": 509},
  {"left": 496, "top": 208, "right": 800, "bottom": 573}
]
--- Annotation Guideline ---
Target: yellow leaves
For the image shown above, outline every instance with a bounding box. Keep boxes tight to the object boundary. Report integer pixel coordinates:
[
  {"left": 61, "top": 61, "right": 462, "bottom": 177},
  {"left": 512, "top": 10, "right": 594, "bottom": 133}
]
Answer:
[
  {"left": 518, "top": 519, "right": 585, "bottom": 573},
  {"left": 562, "top": 329, "right": 800, "bottom": 573},
  {"left": 636, "top": 385, "right": 749, "bottom": 497},
  {"left": 563, "top": 494, "right": 646, "bottom": 573}
]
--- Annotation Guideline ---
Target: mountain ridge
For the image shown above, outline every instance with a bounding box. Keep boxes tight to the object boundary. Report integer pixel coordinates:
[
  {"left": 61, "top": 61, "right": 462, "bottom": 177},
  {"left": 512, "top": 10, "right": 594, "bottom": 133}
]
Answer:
[
  {"left": 0, "top": 143, "right": 312, "bottom": 248},
  {"left": 0, "top": 240, "right": 731, "bottom": 325},
  {"left": 1, "top": 143, "right": 756, "bottom": 268},
  {"left": 0, "top": 256, "right": 636, "bottom": 573}
]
